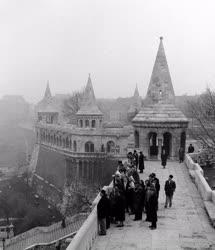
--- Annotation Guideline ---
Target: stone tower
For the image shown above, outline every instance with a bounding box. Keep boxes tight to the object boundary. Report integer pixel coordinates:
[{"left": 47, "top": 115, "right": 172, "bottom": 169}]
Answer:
[
  {"left": 76, "top": 74, "right": 103, "bottom": 128},
  {"left": 132, "top": 37, "right": 188, "bottom": 160}
]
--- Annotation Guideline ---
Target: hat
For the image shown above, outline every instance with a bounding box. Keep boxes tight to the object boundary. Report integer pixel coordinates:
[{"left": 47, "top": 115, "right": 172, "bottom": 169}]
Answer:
[{"left": 151, "top": 173, "right": 156, "bottom": 178}]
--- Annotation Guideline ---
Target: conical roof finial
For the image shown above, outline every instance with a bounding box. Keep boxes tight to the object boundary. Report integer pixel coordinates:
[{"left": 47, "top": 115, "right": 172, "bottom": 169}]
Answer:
[
  {"left": 134, "top": 84, "right": 139, "bottom": 97},
  {"left": 76, "top": 74, "right": 102, "bottom": 116},
  {"left": 44, "top": 80, "right": 52, "bottom": 99},
  {"left": 145, "top": 37, "right": 175, "bottom": 104}
]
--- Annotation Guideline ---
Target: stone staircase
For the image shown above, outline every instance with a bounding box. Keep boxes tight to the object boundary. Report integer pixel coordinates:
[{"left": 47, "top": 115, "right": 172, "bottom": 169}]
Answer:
[{"left": 4, "top": 213, "right": 88, "bottom": 250}]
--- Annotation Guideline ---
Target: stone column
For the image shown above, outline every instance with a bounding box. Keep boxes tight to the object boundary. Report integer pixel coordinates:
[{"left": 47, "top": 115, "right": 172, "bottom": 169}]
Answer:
[
  {"left": 76, "top": 159, "right": 79, "bottom": 180},
  {"left": 157, "top": 133, "right": 163, "bottom": 160}
]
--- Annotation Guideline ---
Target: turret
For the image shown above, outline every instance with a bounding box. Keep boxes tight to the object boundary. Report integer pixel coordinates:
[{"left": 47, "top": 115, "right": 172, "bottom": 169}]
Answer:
[{"left": 76, "top": 74, "right": 103, "bottom": 128}]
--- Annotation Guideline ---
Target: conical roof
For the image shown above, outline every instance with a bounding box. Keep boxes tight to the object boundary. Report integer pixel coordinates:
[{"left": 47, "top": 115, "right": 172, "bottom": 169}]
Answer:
[
  {"left": 134, "top": 84, "right": 140, "bottom": 98},
  {"left": 146, "top": 37, "right": 175, "bottom": 104},
  {"left": 44, "top": 81, "right": 52, "bottom": 99},
  {"left": 133, "top": 38, "right": 188, "bottom": 125},
  {"left": 133, "top": 103, "right": 188, "bottom": 124},
  {"left": 128, "top": 84, "right": 141, "bottom": 113},
  {"left": 76, "top": 74, "right": 102, "bottom": 116}
]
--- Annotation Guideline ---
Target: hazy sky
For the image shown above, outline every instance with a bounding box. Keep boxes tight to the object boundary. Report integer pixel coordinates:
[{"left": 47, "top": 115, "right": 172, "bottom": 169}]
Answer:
[{"left": 2, "top": 0, "right": 215, "bottom": 103}]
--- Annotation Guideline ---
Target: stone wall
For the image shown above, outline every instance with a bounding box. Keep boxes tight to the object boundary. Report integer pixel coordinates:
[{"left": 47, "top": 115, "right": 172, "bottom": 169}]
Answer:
[{"left": 36, "top": 146, "right": 67, "bottom": 190}]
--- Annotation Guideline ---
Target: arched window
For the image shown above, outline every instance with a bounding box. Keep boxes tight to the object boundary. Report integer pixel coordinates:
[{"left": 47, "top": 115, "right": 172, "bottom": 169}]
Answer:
[
  {"left": 73, "top": 140, "right": 77, "bottom": 152},
  {"left": 85, "top": 120, "right": 89, "bottom": 127},
  {"left": 63, "top": 138, "right": 66, "bottom": 147},
  {"left": 79, "top": 120, "right": 83, "bottom": 128},
  {"left": 92, "top": 120, "right": 96, "bottom": 128},
  {"left": 85, "top": 141, "right": 94, "bottom": 152},
  {"left": 107, "top": 141, "right": 115, "bottom": 153},
  {"left": 66, "top": 137, "right": 69, "bottom": 148},
  {"left": 134, "top": 130, "right": 139, "bottom": 148}
]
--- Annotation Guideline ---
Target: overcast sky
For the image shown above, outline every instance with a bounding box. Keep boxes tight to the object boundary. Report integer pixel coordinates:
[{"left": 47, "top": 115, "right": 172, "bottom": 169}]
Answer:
[{"left": 1, "top": 0, "right": 215, "bottom": 103}]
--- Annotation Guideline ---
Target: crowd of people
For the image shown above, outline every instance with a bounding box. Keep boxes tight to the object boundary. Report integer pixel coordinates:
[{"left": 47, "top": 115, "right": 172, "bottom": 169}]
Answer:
[{"left": 97, "top": 151, "right": 176, "bottom": 235}]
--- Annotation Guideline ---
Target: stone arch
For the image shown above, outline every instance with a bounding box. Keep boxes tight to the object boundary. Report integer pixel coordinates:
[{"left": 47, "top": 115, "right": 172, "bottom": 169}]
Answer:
[
  {"left": 134, "top": 130, "right": 139, "bottom": 148},
  {"left": 148, "top": 132, "right": 158, "bottom": 158},
  {"left": 92, "top": 120, "right": 96, "bottom": 128},
  {"left": 63, "top": 138, "right": 66, "bottom": 148},
  {"left": 66, "top": 137, "right": 69, "bottom": 148},
  {"left": 73, "top": 140, "right": 77, "bottom": 152},
  {"left": 79, "top": 119, "right": 83, "bottom": 128},
  {"left": 85, "top": 141, "right": 94, "bottom": 153},
  {"left": 85, "top": 119, "right": 90, "bottom": 127},
  {"left": 59, "top": 136, "right": 62, "bottom": 146},
  {"left": 107, "top": 141, "right": 115, "bottom": 153},
  {"left": 163, "top": 132, "right": 172, "bottom": 157}
]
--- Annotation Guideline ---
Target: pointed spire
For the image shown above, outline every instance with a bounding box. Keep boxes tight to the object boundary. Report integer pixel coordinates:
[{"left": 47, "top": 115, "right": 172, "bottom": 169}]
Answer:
[
  {"left": 146, "top": 37, "right": 175, "bottom": 104},
  {"left": 84, "top": 73, "right": 96, "bottom": 101},
  {"left": 44, "top": 81, "right": 52, "bottom": 99},
  {"left": 134, "top": 84, "right": 139, "bottom": 98},
  {"left": 76, "top": 74, "right": 102, "bottom": 115}
]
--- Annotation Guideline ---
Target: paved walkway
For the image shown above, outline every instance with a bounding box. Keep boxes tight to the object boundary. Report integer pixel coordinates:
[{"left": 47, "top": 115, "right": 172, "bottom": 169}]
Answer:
[{"left": 92, "top": 161, "right": 215, "bottom": 250}]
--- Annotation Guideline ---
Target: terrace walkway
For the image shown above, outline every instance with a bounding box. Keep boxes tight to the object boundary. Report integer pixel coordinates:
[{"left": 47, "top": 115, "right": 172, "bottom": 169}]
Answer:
[{"left": 92, "top": 161, "right": 215, "bottom": 250}]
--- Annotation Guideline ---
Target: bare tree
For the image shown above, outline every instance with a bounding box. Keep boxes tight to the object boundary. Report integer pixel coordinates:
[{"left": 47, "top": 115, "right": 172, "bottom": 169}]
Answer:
[{"left": 188, "top": 87, "right": 215, "bottom": 151}]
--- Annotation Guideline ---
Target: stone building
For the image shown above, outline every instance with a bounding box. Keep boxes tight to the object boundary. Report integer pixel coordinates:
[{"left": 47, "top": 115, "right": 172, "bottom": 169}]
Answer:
[
  {"left": 132, "top": 37, "right": 189, "bottom": 159},
  {"left": 35, "top": 37, "right": 188, "bottom": 182}
]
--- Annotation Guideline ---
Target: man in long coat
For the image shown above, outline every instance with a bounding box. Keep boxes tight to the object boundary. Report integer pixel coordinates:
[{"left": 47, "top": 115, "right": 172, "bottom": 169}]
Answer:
[
  {"left": 164, "top": 175, "right": 176, "bottom": 208},
  {"left": 114, "top": 188, "right": 126, "bottom": 227},
  {"left": 161, "top": 148, "right": 168, "bottom": 168},
  {"left": 147, "top": 184, "right": 158, "bottom": 230},
  {"left": 138, "top": 152, "right": 145, "bottom": 173},
  {"left": 97, "top": 190, "right": 110, "bottom": 235}
]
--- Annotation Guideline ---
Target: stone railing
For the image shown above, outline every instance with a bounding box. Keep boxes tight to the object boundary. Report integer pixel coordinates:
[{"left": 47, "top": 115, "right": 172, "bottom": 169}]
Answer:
[
  {"left": 4, "top": 214, "right": 87, "bottom": 250},
  {"left": 66, "top": 184, "right": 112, "bottom": 250},
  {"left": 185, "top": 153, "right": 211, "bottom": 200},
  {"left": 185, "top": 153, "right": 215, "bottom": 227}
]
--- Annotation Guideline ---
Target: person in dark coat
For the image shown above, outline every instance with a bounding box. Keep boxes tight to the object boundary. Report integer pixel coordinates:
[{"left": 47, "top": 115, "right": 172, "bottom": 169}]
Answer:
[
  {"left": 144, "top": 180, "right": 151, "bottom": 221},
  {"left": 114, "top": 188, "right": 126, "bottom": 227},
  {"left": 139, "top": 152, "right": 145, "bottom": 173},
  {"left": 164, "top": 175, "right": 176, "bottom": 208},
  {"left": 188, "top": 144, "right": 194, "bottom": 153},
  {"left": 179, "top": 147, "right": 184, "bottom": 163},
  {"left": 125, "top": 176, "right": 135, "bottom": 214},
  {"left": 133, "top": 183, "right": 145, "bottom": 220},
  {"left": 150, "top": 173, "right": 160, "bottom": 200},
  {"left": 133, "top": 150, "right": 139, "bottom": 170},
  {"left": 147, "top": 184, "right": 158, "bottom": 230},
  {"left": 97, "top": 190, "right": 109, "bottom": 235},
  {"left": 161, "top": 148, "right": 168, "bottom": 168}
]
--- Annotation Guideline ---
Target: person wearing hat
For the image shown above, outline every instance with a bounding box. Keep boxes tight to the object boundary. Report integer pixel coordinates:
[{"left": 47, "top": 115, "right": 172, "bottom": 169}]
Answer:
[
  {"left": 164, "top": 175, "right": 176, "bottom": 208},
  {"left": 138, "top": 151, "right": 145, "bottom": 173},
  {"left": 150, "top": 173, "right": 160, "bottom": 200},
  {"left": 97, "top": 190, "right": 110, "bottom": 235}
]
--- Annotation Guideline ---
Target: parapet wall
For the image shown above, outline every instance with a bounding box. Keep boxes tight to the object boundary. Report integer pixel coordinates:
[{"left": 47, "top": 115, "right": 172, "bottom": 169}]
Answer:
[
  {"left": 66, "top": 185, "right": 112, "bottom": 250},
  {"left": 185, "top": 153, "right": 212, "bottom": 201}
]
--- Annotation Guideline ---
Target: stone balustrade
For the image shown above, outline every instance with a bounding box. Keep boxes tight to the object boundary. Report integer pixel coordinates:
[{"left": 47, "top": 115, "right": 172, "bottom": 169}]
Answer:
[
  {"left": 184, "top": 153, "right": 215, "bottom": 227},
  {"left": 66, "top": 184, "right": 112, "bottom": 250}
]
